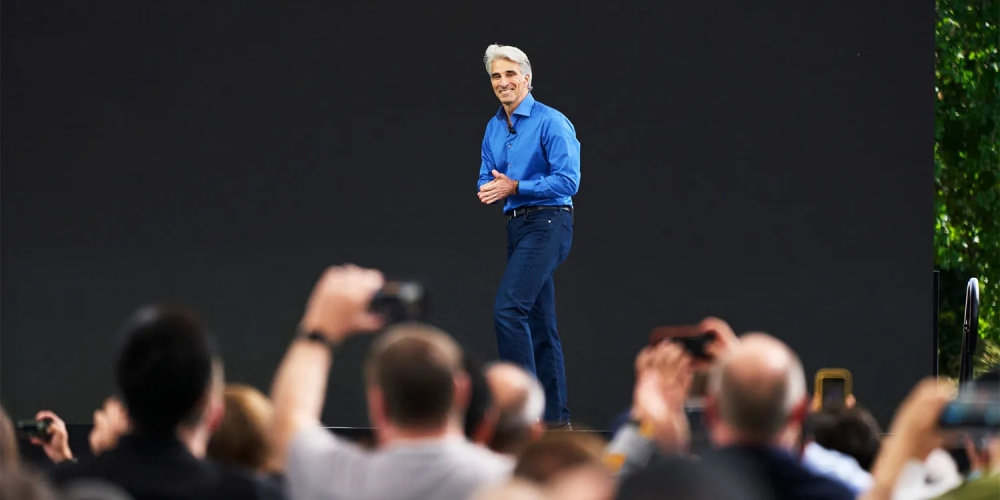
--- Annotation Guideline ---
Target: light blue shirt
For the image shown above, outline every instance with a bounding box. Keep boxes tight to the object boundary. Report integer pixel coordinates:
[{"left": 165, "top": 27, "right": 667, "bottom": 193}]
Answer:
[
  {"left": 802, "top": 442, "right": 874, "bottom": 494},
  {"left": 477, "top": 93, "right": 581, "bottom": 213}
]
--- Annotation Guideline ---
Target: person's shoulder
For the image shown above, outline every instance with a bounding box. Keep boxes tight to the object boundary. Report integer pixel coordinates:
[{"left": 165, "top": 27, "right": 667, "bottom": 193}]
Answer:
[
  {"left": 457, "top": 441, "right": 515, "bottom": 475},
  {"left": 530, "top": 100, "right": 576, "bottom": 134},
  {"left": 48, "top": 456, "right": 102, "bottom": 485},
  {"left": 208, "top": 461, "right": 281, "bottom": 499},
  {"left": 531, "top": 99, "right": 571, "bottom": 121}
]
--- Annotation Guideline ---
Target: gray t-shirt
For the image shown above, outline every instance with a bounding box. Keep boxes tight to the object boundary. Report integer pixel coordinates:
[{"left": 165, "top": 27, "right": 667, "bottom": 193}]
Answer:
[{"left": 286, "top": 424, "right": 514, "bottom": 500}]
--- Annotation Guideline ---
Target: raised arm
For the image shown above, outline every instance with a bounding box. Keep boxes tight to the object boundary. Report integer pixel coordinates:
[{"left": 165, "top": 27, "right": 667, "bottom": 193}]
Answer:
[
  {"left": 269, "top": 265, "right": 384, "bottom": 469},
  {"left": 517, "top": 115, "right": 581, "bottom": 199}
]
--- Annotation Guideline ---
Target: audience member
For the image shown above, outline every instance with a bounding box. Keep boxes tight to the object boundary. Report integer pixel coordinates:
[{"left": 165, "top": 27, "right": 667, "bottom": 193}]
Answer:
[
  {"left": 543, "top": 462, "right": 617, "bottom": 500},
  {"left": 800, "top": 436, "right": 874, "bottom": 494},
  {"left": 48, "top": 305, "right": 273, "bottom": 499},
  {"left": 860, "top": 378, "right": 955, "bottom": 500},
  {"left": 88, "top": 396, "right": 130, "bottom": 458},
  {"left": 485, "top": 361, "right": 546, "bottom": 455},
  {"left": 0, "top": 465, "right": 58, "bottom": 500},
  {"left": 616, "top": 454, "right": 743, "bottom": 500},
  {"left": 699, "top": 333, "right": 856, "bottom": 499},
  {"left": 463, "top": 352, "right": 499, "bottom": 446},
  {"left": 25, "top": 411, "right": 74, "bottom": 464},
  {"left": 1, "top": 405, "right": 20, "bottom": 470},
  {"left": 513, "top": 431, "right": 606, "bottom": 484},
  {"left": 810, "top": 405, "right": 883, "bottom": 471},
  {"left": 605, "top": 342, "right": 694, "bottom": 478},
  {"left": 798, "top": 405, "right": 881, "bottom": 493},
  {"left": 207, "top": 384, "right": 284, "bottom": 494},
  {"left": 471, "top": 479, "right": 546, "bottom": 500},
  {"left": 270, "top": 265, "right": 513, "bottom": 500},
  {"left": 9, "top": 263, "right": 994, "bottom": 500}
]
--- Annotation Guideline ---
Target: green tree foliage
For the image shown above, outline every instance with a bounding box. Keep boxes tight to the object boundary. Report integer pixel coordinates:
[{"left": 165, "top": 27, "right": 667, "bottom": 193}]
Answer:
[{"left": 935, "top": 0, "right": 999, "bottom": 376}]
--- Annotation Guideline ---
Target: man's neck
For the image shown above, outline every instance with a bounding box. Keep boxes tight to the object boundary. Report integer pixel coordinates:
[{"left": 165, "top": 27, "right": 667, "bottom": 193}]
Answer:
[
  {"left": 380, "top": 420, "right": 464, "bottom": 447},
  {"left": 177, "top": 425, "right": 209, "bottom": 458},
  {"left": 712, "top": 426, "right": 792, "bottom": 452}
]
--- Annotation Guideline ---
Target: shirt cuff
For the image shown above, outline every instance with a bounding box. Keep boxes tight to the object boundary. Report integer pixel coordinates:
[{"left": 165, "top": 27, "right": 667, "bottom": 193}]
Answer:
[
  {"left": 603, "top": 422, "right": 659, "bottom": 476},
  {"left": 517, "top": 179, "right": 540, "bottom": 197}
]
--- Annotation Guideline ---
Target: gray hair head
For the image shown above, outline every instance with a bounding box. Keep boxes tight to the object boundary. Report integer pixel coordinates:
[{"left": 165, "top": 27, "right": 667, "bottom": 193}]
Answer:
[
  {"left": 708, "top": 333, "right": 808, "bottom": 441},
  {"left": 484, "top": 44, "right": 533, "bottom": 91}
]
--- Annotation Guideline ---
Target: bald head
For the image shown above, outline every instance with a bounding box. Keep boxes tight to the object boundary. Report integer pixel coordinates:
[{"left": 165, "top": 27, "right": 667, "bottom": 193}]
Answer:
[
  {"left": 365, "top": 323, "right": 466, "bottom": 428},
  {"left": 709, "top": 333, "right": 807, "bottom": 442},
  {"left": 487, "top": 363, "right": 544, "bottom": 419},
  {"left": 485, "top": 362, "right": 545, "bottom": 454}
]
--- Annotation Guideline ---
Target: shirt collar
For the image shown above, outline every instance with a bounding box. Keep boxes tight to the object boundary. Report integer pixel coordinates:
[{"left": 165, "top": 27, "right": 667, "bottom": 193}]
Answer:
[
  {"left": 495, "top": 92, "right": 536, "bottom": 121},
  {"left": 116, "top": 432, "right": 192, "bottom": 456}
]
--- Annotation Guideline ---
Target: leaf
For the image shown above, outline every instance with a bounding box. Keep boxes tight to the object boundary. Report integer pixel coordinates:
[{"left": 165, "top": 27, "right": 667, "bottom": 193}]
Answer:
[{"left": 935, "top": 0, "right": 1000, "bottom": 376}]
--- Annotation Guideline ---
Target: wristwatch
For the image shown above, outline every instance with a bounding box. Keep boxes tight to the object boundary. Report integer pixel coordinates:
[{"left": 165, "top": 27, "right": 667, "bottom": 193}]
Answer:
[
  {"left": 629, "top": 417, "right": 657, "bottom": 438},
  {"left": 297, "top": 330, "right": 336, "bottom": 349}
]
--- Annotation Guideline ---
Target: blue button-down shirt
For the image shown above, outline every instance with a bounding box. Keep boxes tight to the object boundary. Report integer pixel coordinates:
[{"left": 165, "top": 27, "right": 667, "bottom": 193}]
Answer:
[{"left": 477, "top": 93, "right": 581, "bottom": 213}]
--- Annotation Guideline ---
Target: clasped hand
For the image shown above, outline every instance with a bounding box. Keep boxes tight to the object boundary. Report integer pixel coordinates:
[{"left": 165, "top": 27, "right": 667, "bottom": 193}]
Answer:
[{"left": 478, "top": 169, "right": 518, "bottom": 205}]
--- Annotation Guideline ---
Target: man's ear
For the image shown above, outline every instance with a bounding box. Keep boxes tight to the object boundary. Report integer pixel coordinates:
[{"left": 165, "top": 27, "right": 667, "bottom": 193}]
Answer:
[
  {"left": 205, "top": 396, "right": 225, "bottom": 434},
  {"left": 789, "top": 396, "right": 810, "bottom": 426},
  {"left": 367, "top": 387, "right": 386, "bottom": 427},
  {"left": 453, "top": 373, "right": 471, "bottom": 414},
  {"left": 529, "top": 421, "right": 545, "bottom": 442},
  {"left": 472, "top": 407, "right": 499, "bottom": 446}
]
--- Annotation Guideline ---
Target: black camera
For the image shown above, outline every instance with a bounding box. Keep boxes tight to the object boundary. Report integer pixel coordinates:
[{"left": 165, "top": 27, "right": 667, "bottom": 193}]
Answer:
[
  {"left": 16, "top": 417, "right": 53, "bottom": 442},
  {"left": 369, "top": 281, "right": 426, "bottom": 325}
]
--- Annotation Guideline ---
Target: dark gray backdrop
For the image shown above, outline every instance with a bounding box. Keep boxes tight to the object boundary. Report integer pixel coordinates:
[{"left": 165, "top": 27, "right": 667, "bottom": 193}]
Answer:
[{"left": 1, "top": 0, "right": 932, "bottom": 428}]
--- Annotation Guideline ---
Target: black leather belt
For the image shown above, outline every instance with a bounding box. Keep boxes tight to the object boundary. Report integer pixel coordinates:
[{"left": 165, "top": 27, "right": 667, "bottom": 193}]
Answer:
[{"left": 506, "top": 205, "right": 573, "bottom": 219}]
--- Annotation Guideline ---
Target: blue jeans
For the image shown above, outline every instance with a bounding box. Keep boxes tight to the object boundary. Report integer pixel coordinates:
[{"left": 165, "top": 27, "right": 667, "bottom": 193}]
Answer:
[{"left": 494, "top": 207, "right": 573, "bottom": 423}]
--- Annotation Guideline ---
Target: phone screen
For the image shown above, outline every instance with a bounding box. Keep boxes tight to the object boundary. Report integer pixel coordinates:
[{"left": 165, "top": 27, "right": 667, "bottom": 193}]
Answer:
[{"left": 821, "top": 377, "right": 847, "bottom": 408}]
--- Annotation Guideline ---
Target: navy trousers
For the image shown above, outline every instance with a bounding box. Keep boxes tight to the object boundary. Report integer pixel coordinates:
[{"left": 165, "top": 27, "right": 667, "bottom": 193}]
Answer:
[{"left": 494, "top": 207, "right": 573, "bottom": 423}]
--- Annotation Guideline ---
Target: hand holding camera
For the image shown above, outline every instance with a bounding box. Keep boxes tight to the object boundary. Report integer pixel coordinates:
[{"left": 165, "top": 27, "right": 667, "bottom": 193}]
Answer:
[
  {"left": 19, "top": 410, "right": 73, "bottom": 463},
  {"left": 300, "top": 264, "right": 428, "bottom": 345},
  {"left": 300, "top": 264, "right": 387, "bottom": 343},
  {"left": 649, "top": 316, "right": 739, "bottom": 370}
]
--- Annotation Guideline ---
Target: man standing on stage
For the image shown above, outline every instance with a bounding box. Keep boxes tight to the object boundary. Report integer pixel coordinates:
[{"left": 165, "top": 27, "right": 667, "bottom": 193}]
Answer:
[{"left": 476, "top": 44, "right": 581, "bottom": 429}]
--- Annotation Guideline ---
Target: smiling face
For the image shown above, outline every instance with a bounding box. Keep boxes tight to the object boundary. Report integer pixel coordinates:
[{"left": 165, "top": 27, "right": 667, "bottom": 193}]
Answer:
[{"left": 491, "top": 58, "right": 530, "bottom": 107}]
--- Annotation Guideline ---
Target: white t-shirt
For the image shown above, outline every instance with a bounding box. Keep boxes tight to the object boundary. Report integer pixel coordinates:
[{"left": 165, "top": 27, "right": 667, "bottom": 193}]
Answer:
[{"left": 285, "top": 424, "right": 514, "bottom": 500}]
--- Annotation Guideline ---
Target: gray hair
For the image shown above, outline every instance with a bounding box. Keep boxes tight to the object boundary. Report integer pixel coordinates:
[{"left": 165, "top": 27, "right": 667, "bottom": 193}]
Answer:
[
  {"left": 484, "top": 44, "right": 533, "bottom": 90},
  {"left": 521, "top": 372, "right": 546, "bottom": 424},
  {"left": 483, "top": 361, "right": 545, "bottom": 425},
  {"left": 708, "top": 338, "right": 808, "bottom": 440}
]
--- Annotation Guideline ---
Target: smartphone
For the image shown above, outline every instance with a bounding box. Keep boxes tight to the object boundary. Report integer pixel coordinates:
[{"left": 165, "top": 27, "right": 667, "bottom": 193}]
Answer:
[
  {"left": 369, "top": 281, "right": 426, "bottom": 325},
  {"left": 15, "top": 418, "right": 53, "bottom": 442},
  {"left": 650, "top": 325, "right": 713, "bottom": 360},
  {"left": 814, "top": 368, "right": 852, "bottom": 409},
  {"left": 939, "top": 382, "right": 1000, "bottom": 431}
]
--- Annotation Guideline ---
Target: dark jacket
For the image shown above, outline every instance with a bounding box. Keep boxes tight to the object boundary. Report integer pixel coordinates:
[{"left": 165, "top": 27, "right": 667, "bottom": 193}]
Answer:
[
  {"left": 50, "top": 434, "right": 276, "bottom": 500},
  {"left": 704, "top": 445, "right": 857, "bottom": 500}
]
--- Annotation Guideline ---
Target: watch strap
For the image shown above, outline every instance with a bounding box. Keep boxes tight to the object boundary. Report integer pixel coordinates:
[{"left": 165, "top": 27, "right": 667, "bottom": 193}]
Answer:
[{"left": 297, "top": 330, "right": 336, "bottom": 349}]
